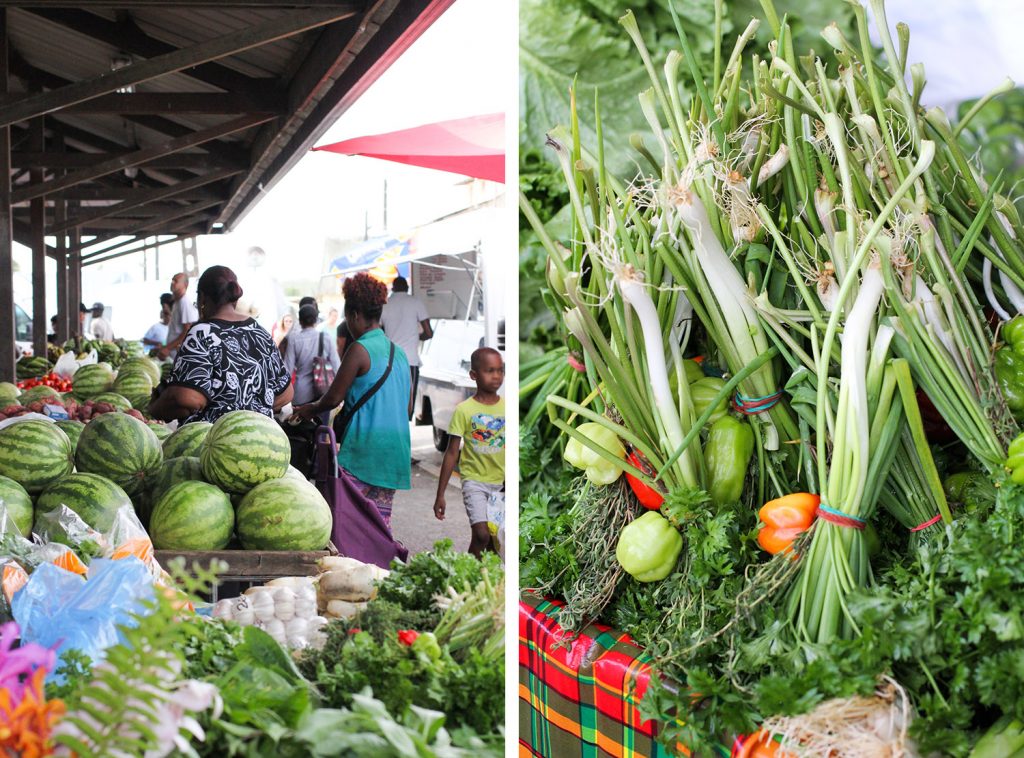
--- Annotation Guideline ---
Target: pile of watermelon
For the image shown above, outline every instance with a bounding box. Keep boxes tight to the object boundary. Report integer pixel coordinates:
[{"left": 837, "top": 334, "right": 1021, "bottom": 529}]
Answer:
[{"left": 0, "top": 409, "right": 331, "bottom": 554}]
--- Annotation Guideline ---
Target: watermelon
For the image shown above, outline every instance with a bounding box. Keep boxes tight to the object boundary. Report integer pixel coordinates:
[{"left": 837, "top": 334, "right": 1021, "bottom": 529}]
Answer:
[
  {"left": 149, "top": 481, "right": 234, "bottom": 550},
  {"left": 18, "top": 385, "right": 60, "bottom": 405},
  {"left": 282, "top": 465, "right": 308, "bottom": 482},
  {"left": 55, "top": 419, "right": 86, "bottom": 451},
  {"left": 75, "top": 412, "right": 163, "bottom": 496},
  {"left": 113, "top": 370, "right": 153, "bottom": 398},
  {"left": 120, "top": 357, "right": 161, "bottom": 386},
  {"left": 201, "top": 411, "right": 290, "bottom": 494},
  {"left": 0, "top": 420, "right": 74, "bottom": 494},
  {"left": 127, "top": 394, "right": 152, "bottom": 414},
  {"left": 147, "top": 456, "right": 205, "bottom": 505},
  {"left": 236, "top": 477, "right": 332, "bottom": 550},
  {"left": 34, "top": 473, "right": 132, "bottom": 533},
  {"left": 0, "top": 382, "right": 19, "bottom": 405},
  {"left": 147, "top": 422, "right": 172, "bottom": 441},
  {"left": 163, "top": 422, "right": 212, "bottom": 459},
  {"left": 92, "top": 392, "right": 132, "bottom": 411},
  {"left": 0, "top": 475, "right": 34, "bottom": 536},
  {"left": 73, "top": 363, "right": 115, "bottom": 397}
]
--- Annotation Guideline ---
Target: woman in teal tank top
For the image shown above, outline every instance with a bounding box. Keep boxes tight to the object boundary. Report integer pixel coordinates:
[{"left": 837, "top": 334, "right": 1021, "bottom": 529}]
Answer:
[{"left": 294, "top": 273, "right": 411, "bottom": 528}]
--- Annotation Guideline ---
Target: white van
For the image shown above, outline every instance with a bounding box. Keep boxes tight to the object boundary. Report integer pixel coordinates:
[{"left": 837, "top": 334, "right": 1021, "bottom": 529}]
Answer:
[{"left": 409, "top": 210, "right": 506, "bottom": 450}]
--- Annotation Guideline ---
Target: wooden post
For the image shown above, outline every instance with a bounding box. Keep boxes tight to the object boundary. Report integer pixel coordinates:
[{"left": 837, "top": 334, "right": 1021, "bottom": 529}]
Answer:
[
  {"left": 54, "top": 180, "right": 67, "bottom": 343},
  {"left": 68, "top": 211, "right": 80, "bottom": 338},
  {"left": 0, "top": 8, "right": 14, "bottom": 380},
  {"left": 30, "top": 116, "right": 45, "bottom": 358}
]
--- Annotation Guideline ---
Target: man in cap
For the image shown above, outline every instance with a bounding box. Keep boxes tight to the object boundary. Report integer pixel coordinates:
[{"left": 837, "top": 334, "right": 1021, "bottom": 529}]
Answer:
[{"left": 89, "top": 302, "right": 114, "bottom": 341}]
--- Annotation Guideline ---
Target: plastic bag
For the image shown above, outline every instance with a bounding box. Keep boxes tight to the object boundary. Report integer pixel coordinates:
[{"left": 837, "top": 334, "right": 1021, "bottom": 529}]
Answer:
[
  {"left": 486, "top": 488, "right": 505, "bottom": 559},
  {"left": 12, "top": 557, "right": 155, "bottom": 664},
  {"left": 53, "top": 348, "right": 97, "bottom": 379},
  {"left": 32, "top": 503, "right": 165, "bottom": 583}
]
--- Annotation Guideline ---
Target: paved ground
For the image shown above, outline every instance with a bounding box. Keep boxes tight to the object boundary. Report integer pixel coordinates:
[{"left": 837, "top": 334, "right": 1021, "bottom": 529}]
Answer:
[{"left": 391, "top": 423, "right": 473, "bottom": 555}]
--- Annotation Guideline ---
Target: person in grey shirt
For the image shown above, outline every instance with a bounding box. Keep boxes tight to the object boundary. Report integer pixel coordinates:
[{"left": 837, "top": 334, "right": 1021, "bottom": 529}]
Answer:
[
  {"left": 284, "top": 304, "right": 341, "bottom": 406},
  {"left": 155, "top": 272, "right": 200, "bottom": 360}
]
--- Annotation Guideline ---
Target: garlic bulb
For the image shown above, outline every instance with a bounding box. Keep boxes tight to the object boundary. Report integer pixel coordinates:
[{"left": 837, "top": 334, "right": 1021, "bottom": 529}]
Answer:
[
  {"left": 231, "top": 595, "right": 254, "bottom": 625},
  {"left": 250, "top": 591, "right": 276, "bottom": 623}
]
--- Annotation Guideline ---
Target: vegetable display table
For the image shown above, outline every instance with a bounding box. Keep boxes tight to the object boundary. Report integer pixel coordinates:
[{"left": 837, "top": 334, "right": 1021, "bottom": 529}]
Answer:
[
  {"left": 519, "top": 593, "right": 724, "bottom": 757},
  {"left": 154, "top": 549, "right": 331, "bottom": 599}
]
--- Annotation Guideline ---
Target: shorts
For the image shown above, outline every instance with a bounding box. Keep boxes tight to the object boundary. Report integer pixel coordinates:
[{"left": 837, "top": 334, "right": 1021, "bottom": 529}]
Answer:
[{"left": 461, "top": 480, "right": 503, "bottom": 525}]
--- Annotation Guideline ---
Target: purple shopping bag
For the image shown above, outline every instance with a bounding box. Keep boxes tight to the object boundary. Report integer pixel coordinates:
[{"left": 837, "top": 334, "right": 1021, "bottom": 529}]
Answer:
[{"left": 314, "top": 426, "right": 408, "bottom": 569}]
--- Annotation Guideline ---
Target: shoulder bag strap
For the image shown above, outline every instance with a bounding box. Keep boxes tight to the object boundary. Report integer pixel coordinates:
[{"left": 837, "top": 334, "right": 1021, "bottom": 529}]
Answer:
[
  {"left": 334, "top": 341, "right": 396, "bottom": 447},
  {"left": 317, "top": 332, "right": 325, "bottom": 358}
]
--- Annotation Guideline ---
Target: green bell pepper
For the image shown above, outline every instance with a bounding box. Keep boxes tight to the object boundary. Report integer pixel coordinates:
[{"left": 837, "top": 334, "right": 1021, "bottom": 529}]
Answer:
[
  {"left": 668, "top": 358, "right": 705, "bottom": 400},
  {"left": 563, "top": 422, "right": 625, "bottom": 485},
  {"left": 411, "top": 631, "right": 442, "bottom": 662},
  {"left": 1006, "top": 432, "right": 1024, "bottom": 485},
  {"left": 690, "top": 376, "right": 729, "bottom": 425},
  {"left": 944, "top": 471, "right": 998, "bottom": 507},
  {"left": 615, "top": 511, "right": 682, "bottom": 582},
  {"left": 704, "top": 416, "right": 754, "bottom": 506},
  {"left": 997, "top": 317, "right": 1024, "bottom": 420}
]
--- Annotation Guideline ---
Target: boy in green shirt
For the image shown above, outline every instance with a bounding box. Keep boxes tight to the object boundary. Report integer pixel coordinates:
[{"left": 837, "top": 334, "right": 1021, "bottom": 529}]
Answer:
[{"left": 433, "top": 347, "right": 505, "bottom": 557}]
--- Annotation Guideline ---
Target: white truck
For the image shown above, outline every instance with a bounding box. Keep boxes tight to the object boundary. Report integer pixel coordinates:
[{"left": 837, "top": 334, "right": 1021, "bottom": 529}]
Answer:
[{"left": 408, "top": 205, "right": 506, "bottom": 450}]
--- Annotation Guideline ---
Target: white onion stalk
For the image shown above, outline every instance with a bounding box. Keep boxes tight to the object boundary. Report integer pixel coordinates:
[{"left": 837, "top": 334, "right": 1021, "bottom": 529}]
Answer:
[
  {"left": 815, "top": 188, "right": 838, "bottom": 250},
  {"left": 674, "top": 185, "right": 781, "bottom": 449},
  {"left": 984, "top": 257, "right": 1012, "bottom": 321},
  {"left": 757, "top": 144, "right": 790, "bottom": 185},
  {"left": 912, "top": 275, "right": 960, "bottom": 364},
  {"left": 618, "top": 269, "right": 698, "bottom": 485},
  {"left": 829, "top": 260, "right": 885, "bottom": 517},
  {"left": 995, "top": 212, "right": 1024, "bottom": 314},
  {"left": 674, "top": 188, "right": 767, "bottom": 367}
]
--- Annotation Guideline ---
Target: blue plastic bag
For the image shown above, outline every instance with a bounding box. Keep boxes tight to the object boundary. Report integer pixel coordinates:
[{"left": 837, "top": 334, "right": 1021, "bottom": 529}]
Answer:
[{"left": 12, "top": 557, "right": 155, "bottom": 666}]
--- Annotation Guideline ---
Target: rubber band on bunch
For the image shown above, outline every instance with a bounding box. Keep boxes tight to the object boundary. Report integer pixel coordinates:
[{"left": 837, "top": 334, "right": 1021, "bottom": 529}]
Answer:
[
  {"left": 732, "top": 388, "right": 783, "bottom": 415},
  {"left": 815, "top": 502, "right": 866, "bottom": 530},
  {"left": 910, "top": 512, "right": 943, "bottom": 532}
]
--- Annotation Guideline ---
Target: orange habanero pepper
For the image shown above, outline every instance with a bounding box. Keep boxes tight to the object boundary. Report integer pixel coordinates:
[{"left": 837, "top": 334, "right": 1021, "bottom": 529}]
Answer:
[{"left": 756, "top": 493, "right": 819, "bottom": 556}]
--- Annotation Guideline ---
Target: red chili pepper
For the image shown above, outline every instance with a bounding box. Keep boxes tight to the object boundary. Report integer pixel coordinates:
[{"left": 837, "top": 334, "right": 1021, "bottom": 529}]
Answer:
[
  {"left": 348, "top": 628, "right": 361, "bottom": 635},
  {"left": 625, "top": 450, "right": 664, "bottom": 509},
  {"left": 397, "top": 629, "right": 419, "bottom": 646}
]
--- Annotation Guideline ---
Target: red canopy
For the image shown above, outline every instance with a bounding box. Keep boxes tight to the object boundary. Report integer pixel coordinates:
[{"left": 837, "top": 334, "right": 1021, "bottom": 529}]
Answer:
[{"left": 313, "top": 113, "right": 504, "bottom": 183}]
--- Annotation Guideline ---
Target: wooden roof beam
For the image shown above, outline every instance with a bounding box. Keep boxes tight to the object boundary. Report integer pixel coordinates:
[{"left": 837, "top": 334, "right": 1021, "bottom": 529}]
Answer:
[
  {"left": 1, "top": 92, "right": 289, "bottom": 115},
  {"left": 69, "top": 197, "right": 221, "bottom": 251},
  {"left": 54, "top": 168, "right": 236, "bottom": 232},
  {"left": 5, "top": 1, "right": 358, "bottom": 6},
  {"left": 13, "top": 113, "right": 270, "bottom": 203},
  {"left": 80, "top": 234, "right": 182, "bottom": 266},
  {"left": 0, "top": 8, "right": 358, "bottom": 128},
  {"left": 26, "top": 9, "right": 278, "bottom": 98},
  {"left": 12, "top": 151, "right": 244, "bottom": 170},
  {"left": 48, "top": 184, "right": 228, "bottom": 201},
  {"left": 8, "top": 54, "right": 248, "bottom": 166}
]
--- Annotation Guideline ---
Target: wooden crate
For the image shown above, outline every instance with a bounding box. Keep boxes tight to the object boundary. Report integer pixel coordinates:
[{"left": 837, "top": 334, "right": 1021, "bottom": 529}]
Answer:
[{"left": 154, "top": 549, "right": 331, "bottom": 599}]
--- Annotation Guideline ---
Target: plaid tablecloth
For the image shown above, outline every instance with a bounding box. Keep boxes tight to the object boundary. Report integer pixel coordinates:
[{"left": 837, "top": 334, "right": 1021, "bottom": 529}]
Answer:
[{"left": 519, "top": 593, "right": 700, "bottom": 758}]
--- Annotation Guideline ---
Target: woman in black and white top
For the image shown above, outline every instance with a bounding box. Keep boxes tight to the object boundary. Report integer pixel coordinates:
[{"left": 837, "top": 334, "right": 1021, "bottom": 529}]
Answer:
[
  {"left": 283, "top": 304, "right": 341, "bottom": 407},
  {"left": 149, "top": 265, "right": 293, "bottom": 424}
]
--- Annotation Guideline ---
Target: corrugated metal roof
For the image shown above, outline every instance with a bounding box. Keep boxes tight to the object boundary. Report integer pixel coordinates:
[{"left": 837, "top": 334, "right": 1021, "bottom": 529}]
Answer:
[{"left": 2, "top": 0, "right": 457, "bottom": 255}]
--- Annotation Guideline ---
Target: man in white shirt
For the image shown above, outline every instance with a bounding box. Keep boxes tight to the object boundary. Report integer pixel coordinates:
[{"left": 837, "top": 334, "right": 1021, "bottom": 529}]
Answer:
[
  {"left": 88, "top": 302, "right": 115, "bottom": 341},
  {"left": 155, "top": 272, "right": 200, "bottom": 360},
  {"left": 380, "top": 276, "right": 432, "bottom": 418}
]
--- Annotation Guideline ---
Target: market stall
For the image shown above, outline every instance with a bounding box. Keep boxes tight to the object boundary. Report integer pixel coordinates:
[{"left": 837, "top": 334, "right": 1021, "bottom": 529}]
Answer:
[{"left": 520, "top": 0, "right": 1024, "bottom": 755}]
